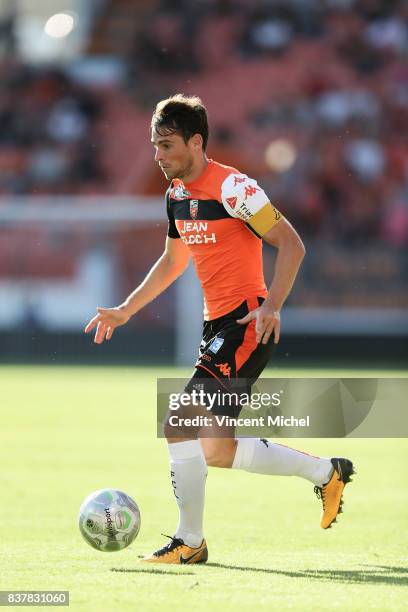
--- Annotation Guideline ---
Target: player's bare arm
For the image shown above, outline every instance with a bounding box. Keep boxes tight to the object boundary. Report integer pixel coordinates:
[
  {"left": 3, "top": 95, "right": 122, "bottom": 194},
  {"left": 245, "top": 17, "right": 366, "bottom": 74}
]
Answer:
[
  {"left": 237, "top": 217, "right": 305, "bottom": 345},
  {"left": 84, "top": 236, "right": 190, "bottom": 344}
]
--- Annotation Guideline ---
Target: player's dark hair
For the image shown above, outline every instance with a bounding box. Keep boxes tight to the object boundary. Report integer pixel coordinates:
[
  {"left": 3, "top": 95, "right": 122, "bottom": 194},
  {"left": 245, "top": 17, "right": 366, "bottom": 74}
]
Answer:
[{"left": 151, "top": 94, "right": 209, "bottom": 150}]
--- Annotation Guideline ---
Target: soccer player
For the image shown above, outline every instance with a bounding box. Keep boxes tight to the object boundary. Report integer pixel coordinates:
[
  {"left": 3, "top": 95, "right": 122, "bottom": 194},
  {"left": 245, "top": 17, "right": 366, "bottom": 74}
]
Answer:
[{"left": 85, "top": 94, "right": 354, "bottom": 564}]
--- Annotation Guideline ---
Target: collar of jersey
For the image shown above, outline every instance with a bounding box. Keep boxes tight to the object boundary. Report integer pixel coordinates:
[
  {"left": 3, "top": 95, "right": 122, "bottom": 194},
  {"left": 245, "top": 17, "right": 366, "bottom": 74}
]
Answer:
[{"left": 184, "top": 158, "right": 214, "bottom": 190}]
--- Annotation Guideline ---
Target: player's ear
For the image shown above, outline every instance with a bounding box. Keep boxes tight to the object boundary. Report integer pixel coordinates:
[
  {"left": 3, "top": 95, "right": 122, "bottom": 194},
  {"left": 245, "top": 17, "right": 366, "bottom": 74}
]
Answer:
[{"left": 190, "top": 133, "right": 203, "bottom": 150}]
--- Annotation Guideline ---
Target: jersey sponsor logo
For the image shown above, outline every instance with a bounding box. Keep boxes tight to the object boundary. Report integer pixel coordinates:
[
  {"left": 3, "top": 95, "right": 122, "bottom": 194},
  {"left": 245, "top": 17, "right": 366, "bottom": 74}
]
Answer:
[
  {"left": 190, "top": 200, "right": 199, "bottom": 219},
  {"left": 273, "top": 207, "right": 281, "bottom": 220},
  {"left": 208, "top": 337, "right": 224, "bottom": 354},
  {"left": 170, "top": 183, "right": 191, "bottom": 201},
  {"left": 179, "top": 220, "right": 217, "bottom": 245},
  {"left": 180, "top": 221, "right": 208, "bottom": 233},
  {"left": 201, "top": 353, "right": 212, "bottom": 362},
  {"left": 181, "top": 234, "right": 216, "bottom": 245},
  {"left": 215, "top": 362, "right": 231, "bottom": 378},
  {"left": 226, "top": 196, "right": 237, "bottom": 209},
  {"left": 244, "top": 185, "right": 260, "bottom": 200}
]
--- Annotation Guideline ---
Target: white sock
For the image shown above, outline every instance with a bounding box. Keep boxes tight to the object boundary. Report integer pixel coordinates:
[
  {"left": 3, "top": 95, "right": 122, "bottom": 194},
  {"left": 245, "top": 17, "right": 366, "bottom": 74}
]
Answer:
[
  {"left": 168, "top": 440, "right": 207, "bottom": 548},
  {"left": 232, "top": 438, "right": 333, "bottom": 486}
]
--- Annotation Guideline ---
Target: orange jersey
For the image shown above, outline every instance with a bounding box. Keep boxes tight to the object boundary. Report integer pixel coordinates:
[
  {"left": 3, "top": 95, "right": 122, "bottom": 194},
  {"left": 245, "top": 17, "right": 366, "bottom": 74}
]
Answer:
[{"left": 166, "top": 159, "right": 282, "bottom": 320}]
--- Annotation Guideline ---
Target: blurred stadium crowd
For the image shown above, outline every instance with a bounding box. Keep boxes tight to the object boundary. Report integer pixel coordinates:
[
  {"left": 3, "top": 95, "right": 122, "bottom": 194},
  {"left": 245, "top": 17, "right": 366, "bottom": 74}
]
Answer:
[
  {"left": 0, "top": 0, "right": 407, "bottom": 343},
  {"left": 0, "top": 0, "right": 407, "bottom": 247},
  {"left": 0, "top": 63, "right": 103, "bottom": 194}
]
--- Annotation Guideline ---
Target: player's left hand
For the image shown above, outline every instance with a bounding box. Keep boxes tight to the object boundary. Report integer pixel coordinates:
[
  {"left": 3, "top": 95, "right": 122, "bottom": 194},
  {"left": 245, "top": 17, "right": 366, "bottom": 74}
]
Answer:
[{"left": 237, "top": 304, "right": 280, "bottom": 345}]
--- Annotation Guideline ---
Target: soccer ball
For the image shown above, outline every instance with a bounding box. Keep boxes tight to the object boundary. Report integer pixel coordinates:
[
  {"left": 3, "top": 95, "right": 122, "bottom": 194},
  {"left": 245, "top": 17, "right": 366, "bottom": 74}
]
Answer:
[{"left": 78, "top": 489, "right": 141, "bottom": 552}]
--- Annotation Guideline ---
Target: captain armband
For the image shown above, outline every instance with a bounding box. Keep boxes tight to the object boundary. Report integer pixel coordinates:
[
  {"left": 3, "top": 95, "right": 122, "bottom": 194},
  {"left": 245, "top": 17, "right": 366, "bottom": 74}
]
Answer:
[{"left": 246, "top": 202, "right": 283, "bottom": 237}]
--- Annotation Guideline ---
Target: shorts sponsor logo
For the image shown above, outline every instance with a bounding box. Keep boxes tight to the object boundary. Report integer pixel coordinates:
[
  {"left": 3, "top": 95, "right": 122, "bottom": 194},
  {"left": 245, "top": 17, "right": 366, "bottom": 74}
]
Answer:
[
  {"left": 215, "top": 362, "right": 231, "bottom": 378},
  {"left": 273, "top": 207, "right": 281, "bottom": 220},
  {"left": 208, "top": 337, "right": 224, "bottom": 354},
  {"left": 234, "top": 175, "right": 246, "bottom": 186},
  {"left": 190, "top": 200, "right": 199, "bottom": 219},
  {"left": 201, "top": 353, "right": 212, "bottom": 362}
]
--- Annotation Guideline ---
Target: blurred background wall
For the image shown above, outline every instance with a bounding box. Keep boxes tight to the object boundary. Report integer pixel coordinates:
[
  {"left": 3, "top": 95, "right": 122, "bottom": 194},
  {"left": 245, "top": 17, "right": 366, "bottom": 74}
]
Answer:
[{"left": 0, "top": 0, "right": 407, "bottom": 366}]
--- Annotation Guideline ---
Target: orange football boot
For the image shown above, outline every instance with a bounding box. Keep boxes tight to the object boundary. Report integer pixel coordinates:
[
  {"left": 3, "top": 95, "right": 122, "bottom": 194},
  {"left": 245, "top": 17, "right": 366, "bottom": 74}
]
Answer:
[
  {"left": 141, "top": 535, "right": 208, "bottom": 564},
  {"left": 314, "top": 458, "right": 355, "bottom": 529}
]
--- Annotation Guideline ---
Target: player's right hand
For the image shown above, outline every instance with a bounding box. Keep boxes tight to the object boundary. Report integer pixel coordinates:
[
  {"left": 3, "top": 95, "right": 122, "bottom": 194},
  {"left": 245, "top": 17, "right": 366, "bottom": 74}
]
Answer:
[{"left": 84, "top": 306, "right": 131, "bottom": 344}]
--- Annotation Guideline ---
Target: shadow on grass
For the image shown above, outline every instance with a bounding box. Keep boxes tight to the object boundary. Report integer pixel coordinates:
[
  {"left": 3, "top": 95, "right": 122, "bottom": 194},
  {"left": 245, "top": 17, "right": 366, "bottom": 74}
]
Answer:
[
  {"left": 362, "top": 565, "right": 408, "bottom": 574},
  {"left": 204, "top": 563, "right": 408, "bottom": 586},
  {"left": 111, "top": 567, "right": 195, "bottom": 576},
  {"left": 110, "top": 563, "right": 408, "bottom": 584}
]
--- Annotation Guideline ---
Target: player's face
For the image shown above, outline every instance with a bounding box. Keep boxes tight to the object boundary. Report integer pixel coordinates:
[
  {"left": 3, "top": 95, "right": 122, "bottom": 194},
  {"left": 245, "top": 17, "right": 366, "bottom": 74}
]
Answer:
[{"left": 151, "top": 130, "right": 194, "bottom": 181}]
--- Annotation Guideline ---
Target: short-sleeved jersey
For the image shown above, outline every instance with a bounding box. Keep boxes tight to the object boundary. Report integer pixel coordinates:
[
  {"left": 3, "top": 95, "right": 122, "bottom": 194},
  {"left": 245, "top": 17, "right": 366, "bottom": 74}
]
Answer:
[{"left": 166, "top": 159, "right": 283, "bottom": 320}]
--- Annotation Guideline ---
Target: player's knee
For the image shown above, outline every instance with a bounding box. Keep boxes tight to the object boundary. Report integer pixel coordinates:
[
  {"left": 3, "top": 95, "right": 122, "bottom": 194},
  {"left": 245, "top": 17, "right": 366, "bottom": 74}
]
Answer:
[{"left": 203, "top": 441, "right": 236, "bottom": 468}]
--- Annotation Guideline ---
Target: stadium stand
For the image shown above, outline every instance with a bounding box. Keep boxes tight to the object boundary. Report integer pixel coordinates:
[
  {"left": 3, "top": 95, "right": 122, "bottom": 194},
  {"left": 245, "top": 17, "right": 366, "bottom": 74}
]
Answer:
[{"left": 0, "top": 0, "right": 407, "bottom": 332}]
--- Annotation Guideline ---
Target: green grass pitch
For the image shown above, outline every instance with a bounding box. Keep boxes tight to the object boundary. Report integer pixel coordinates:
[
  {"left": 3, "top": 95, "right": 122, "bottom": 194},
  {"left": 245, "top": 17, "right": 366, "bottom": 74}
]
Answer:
[{"left": 1, "top": 365, "right": 407, "bottom": 611}]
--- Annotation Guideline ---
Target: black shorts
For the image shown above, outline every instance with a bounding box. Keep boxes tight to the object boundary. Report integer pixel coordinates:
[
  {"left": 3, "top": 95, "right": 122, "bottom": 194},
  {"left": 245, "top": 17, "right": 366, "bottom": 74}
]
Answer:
[{"left": 185, "top": 297, "right": 276, "bottom": 417}]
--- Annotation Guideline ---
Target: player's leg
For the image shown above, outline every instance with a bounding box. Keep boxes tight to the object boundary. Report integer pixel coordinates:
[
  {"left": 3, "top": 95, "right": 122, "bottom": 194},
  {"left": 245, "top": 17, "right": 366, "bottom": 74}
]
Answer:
[
  {"left": 231, "top": 436, "right": 354, "bottom": 528},
  {"left": 231, "top": 437, "right": 333, "bottom": 484},
  {"left": 141, "top": 326, "right": 215, "bottom": 564},
  {"left": 153, "top": 366, "right": 243, "bottom": 560},
  {"left": 166, "top": 435, "right": 207, "bottom": 548},
  {"left": 201, "top": 437, "right": 237, "bottom": 468},
  {"left": 233, "top": 310, "right": 355, "bottom": 528},
  {"left": 194, "top": 297, "right": 335, "bottom": 484},
  {"left": 141, "top": 424, "right": 209, "bottom": 564},
  {"left": 200, "top": 414, "right": 355, "bottom": 530},
  {"left": 200, "top": 424, "right": 334, "bottom": 485},
  {"left": 196, "top": 296, "right": 355, "bottom": 528}
]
